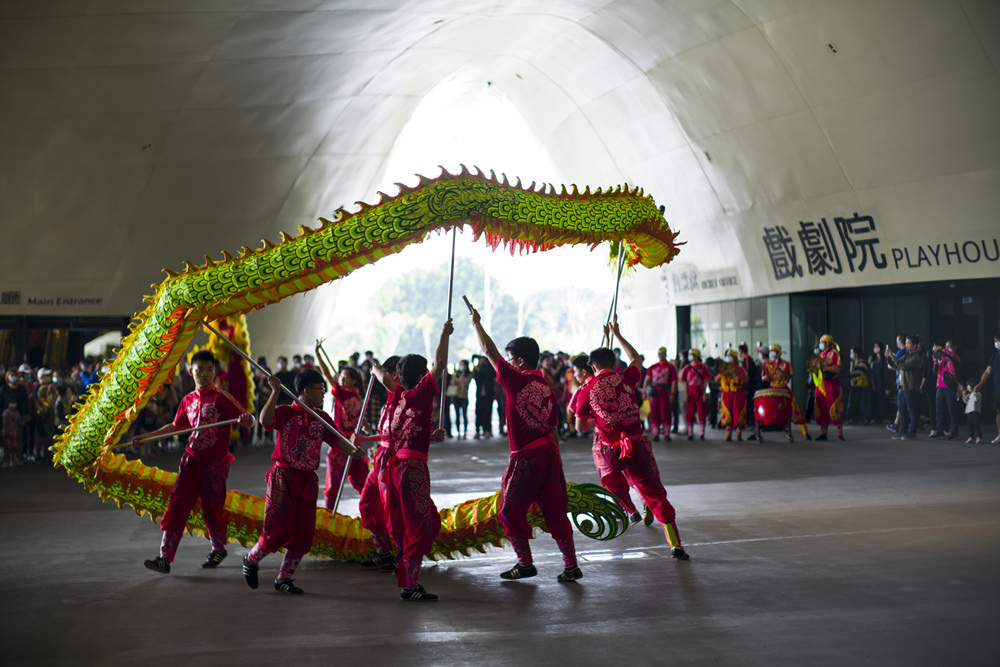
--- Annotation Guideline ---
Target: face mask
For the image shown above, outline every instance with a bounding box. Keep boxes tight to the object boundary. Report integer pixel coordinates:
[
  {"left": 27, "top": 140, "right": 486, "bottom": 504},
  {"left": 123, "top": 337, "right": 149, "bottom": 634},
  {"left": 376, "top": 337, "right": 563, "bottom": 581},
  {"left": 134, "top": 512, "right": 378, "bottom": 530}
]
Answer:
[
  {"left": 819, "top": 342, "right": 827, "bottom": 351},
  {"left": 728, "top": 357, "right": 737, "bottom": 364},
  {"left": 850, "top": 353, "right": 855, "bottom": 360},
  {"left": 687, "top": 355, "right": 694, "bottom": 362},
  {"left": 873, "top": 347, "right": 880, "bottom": 354},
  {"left": 769, "top": 351, "right": 777, "bottom": 360},
  {"left": 53, "top": 376, "right": 61, "bottom": 383},
  {"left": 995, "top": 341, "right": 1000, "bottom": 351}
]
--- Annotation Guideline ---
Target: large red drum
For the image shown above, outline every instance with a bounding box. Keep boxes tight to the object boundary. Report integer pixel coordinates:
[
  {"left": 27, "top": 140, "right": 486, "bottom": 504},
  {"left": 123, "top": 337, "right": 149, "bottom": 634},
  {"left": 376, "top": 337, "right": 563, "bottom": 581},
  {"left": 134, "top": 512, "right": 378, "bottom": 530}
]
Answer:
[{"left": 754, "top": 388, "right": 792, "bottom": 427}]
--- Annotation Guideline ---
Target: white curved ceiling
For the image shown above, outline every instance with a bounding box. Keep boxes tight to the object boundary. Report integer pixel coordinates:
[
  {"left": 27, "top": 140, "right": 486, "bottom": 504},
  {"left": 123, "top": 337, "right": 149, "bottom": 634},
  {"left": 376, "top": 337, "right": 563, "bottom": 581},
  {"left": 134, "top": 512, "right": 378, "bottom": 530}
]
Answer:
[{"left": 2, "top": 0, "right": 998, "bottom": 352}]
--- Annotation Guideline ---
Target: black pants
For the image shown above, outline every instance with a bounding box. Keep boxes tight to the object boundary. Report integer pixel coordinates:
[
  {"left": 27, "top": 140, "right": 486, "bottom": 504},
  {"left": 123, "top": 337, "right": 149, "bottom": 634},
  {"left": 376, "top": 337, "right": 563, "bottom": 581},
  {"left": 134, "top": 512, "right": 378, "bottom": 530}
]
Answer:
[{"left": 967, "top": 413, "right": 981, "bottom": 439}]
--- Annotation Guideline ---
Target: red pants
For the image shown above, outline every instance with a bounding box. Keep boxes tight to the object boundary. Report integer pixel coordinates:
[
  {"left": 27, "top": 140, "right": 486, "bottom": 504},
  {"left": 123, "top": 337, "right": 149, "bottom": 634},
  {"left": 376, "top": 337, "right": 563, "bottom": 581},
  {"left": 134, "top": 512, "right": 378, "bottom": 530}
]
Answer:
[
  {"left": 324, "top": 447, "right": 368, "bottom": 509},
  {"left": 815, "top": 378, "right": 844, "bottom": 427},
  {"left": 720, "top": 390, "right": 746, "bottom": 429},
  {"left": 595, "top": 436, "right": 676, "bottom": 524},
  {"left": 685, "top": 391, "right": 707, "bottom": 427},
  {"left": 499, "top": 446, "right": 575, "bottom": 560},
  {"left": 648, "top": 391, "right": 673, "bottom": 434},
  {"left": 160, "top": 453, "right": 230, "bottom": 538},
  {"left": 385, "top": 457, "right": 441, "bottom": 588},
  {"left": 256, "top": 464, "right": 318, "bottom": 554},
  {"left": 592, "top": 436, "right": 637, "bottom": 514},
  {"left": 358, "top": 446, "right": 391, "bottom": 553}
]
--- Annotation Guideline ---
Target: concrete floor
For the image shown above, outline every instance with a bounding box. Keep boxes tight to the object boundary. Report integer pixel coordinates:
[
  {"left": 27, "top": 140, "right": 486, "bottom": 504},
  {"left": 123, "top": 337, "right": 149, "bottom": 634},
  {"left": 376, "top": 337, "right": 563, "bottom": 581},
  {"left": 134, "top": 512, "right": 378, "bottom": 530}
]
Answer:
[{"left": 2, "top": 424, "right": 999, "bottom": 666}]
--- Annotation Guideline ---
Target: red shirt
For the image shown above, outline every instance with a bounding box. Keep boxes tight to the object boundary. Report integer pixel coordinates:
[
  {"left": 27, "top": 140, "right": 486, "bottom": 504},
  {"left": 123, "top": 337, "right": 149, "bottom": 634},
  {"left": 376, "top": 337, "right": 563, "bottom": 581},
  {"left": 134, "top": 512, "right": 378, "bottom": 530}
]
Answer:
[
  {"left": 389, "top": 373, "right": 438, "bottom": 460},
  {"left": 574, "top": 365, "right": 643, "bottom": 444},
  {"left": 680, "top": 362, "right": 710, "bottom": 391},
  {"left": 496, "top": 358, "right": 557, "bottom": 453},
  {"left": 332, "top": 384, "right": 362, "bottom": 435},
  {"left": 569, "top": 374, "right": 596, "bottom": 416},
  {"left": 173, "top": 386, "right": 245, "bottom": 459},
  {"left": 821, "top": 349, "right": 841, "bottom": 375},
  {"left": 763, "top": 358, "right": 793, "bottom": 387},
  {"left": 266, "top": 403, "right": 338, "bottom": 472},
  {"left": 647, "top": 361, "right": 677, "bottom": 387},
  {"left": 377, "top": 385, "right": 403, "bottom": 448}
]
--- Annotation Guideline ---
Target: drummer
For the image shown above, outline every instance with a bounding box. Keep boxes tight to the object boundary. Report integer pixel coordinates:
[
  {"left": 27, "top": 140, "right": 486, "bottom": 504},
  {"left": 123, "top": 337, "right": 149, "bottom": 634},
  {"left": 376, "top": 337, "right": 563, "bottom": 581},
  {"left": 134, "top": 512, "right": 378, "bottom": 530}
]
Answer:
[
  {"left": 717, "top": 350, "right": 747, "bottom": 441},
  {"left": 814, "top": 334, "right": 845, "bottom": 441},
  {"left": 761, "top": 344, "right": 812, "bottom": 440}
]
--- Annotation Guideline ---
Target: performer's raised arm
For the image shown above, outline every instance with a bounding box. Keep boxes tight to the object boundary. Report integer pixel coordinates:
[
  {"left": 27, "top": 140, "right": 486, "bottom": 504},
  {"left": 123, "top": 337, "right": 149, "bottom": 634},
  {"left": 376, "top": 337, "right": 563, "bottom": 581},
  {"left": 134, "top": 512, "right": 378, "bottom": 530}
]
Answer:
[
  {"left": 429, "top": 318, "right": 454, "bottom": 383},
  {"left": 470, "top": 307, "right": 502, "bottom": 370},
  {"left": 608, "top": 316, "right": 641, "bottom": 367}
]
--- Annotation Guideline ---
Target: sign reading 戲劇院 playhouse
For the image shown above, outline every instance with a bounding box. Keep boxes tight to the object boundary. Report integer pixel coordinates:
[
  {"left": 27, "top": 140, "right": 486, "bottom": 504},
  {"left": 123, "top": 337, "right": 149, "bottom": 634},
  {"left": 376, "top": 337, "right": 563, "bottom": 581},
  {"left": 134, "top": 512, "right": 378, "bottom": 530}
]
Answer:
[{"left": 659, "top": 212, "right": 998, "bottom": 305}]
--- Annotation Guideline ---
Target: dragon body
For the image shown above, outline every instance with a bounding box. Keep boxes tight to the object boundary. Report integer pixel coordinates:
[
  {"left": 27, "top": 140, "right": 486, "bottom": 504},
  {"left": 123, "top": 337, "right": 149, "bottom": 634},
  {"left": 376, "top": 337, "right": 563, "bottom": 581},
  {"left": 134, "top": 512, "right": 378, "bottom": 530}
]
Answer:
[{"left": 51, "top": 166, "right": 680, "bottom": 559}]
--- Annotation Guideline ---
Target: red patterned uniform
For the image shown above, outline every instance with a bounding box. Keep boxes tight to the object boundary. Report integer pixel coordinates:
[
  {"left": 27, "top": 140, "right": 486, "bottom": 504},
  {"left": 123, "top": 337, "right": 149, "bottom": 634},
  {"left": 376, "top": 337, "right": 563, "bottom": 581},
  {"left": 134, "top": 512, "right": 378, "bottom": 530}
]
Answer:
[
  {"left": 570, "top": 375, "right": 636, "bottom": 514},
  {"left": 646, "top": 361, "right": 677, "bottom": 436},
  {"left": 358, "top": 385, "right": 402, "bottom": 555},
  {"left": 495, "top": 358, "right": 576, "bottom": 568},
  {"left": 718, "top": 365, "right": 747, "bottom": 431},
  {"left": 256, "top": 403, "right": 339, "bottom": 555},
  {"left": 159, "top": 386, "right": 245, "bottom": 560},
  {"left": 815, "top": 348, "right": 844, "bottom": 428},
  {"left": 680, "top": 362, "right": 711, "bottom": 431},
  {"left": 573, "top": 365, "right": 678, "bottom": 525},
  {"left": 323, "top": 383, "right": 369, "bottom": 508},
  {"left": 383, "top": 373, "right": 441, "bottom": 589}
]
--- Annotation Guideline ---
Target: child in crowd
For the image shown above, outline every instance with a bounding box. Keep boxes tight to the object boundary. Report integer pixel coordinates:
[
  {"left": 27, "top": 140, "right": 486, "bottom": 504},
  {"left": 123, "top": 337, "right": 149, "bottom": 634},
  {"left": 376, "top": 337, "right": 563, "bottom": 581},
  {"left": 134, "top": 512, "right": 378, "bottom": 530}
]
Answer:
[
  {"left": 961, "top": 380, "right": 982, "bottom": 444},
  {"left": 242, "top": 370, "right": 363, "bottom": 594},
  {"left": 141, "top": 350, "right": 253, "bottom": 574}
]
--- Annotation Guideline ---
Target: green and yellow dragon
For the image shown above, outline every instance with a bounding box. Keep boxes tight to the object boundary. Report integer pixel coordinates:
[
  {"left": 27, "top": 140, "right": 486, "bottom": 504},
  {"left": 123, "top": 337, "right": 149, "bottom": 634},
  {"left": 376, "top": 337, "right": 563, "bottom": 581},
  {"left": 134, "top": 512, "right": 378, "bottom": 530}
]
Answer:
[{"left": 51, "top": 166, "right": 681, "bottom": 560}]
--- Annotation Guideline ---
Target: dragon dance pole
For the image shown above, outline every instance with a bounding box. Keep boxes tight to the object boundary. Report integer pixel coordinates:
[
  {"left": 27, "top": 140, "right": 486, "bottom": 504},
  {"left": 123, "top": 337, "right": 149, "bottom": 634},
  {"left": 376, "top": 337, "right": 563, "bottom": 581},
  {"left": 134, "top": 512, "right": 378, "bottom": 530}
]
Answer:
[
  {"left": 329, "top": 373, "right": 376, "bottom": 516},
  {"left": 601, "top": 243, "right": 627, "bottom": 348},
  {"left": 117, "top": 416, "right": 256, "bottom": 449},
  {"left": 201, "top": 319, "right": 356, "bottom": 451},
  {"left": 439, "top": 227, "right": 457, "bottom": 430}
]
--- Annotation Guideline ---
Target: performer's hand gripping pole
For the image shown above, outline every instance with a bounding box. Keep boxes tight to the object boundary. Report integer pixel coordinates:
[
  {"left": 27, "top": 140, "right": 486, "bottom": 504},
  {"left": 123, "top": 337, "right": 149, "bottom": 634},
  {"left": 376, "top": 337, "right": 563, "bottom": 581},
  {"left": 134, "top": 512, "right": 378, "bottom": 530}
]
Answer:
[{"left": 201, "top": 319, "right": 357, "bottom": 453}]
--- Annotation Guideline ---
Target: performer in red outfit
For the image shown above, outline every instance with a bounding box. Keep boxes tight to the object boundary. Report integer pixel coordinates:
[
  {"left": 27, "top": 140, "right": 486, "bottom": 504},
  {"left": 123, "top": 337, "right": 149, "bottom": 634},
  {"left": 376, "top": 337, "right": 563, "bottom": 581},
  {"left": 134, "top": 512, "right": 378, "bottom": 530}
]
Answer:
[
  {"left": 141, "top": 350, "right": 253, "bottom": 574},
  {"left": 574, "top": 318, "right": 690, "bottom": 560},
  {"left": 241, "top": 370, "right": 363, "bottom": 594},
  {"left": 353, "top": 356, "right": 402, "bottom": 569},
  {"left": 761, "top": 344, "right": 812, "bottom": 440},
  {"left": 679, "top": 349, "right": 710, "bottom": 440},
  {"left": 315, "top": 346, "right": 369, "bottom": 507},
  {"left": 814, "top": 334, "right": 845, "bottom": 441},
  {"left": 469, "top": 306, "right": 581, "bottom": 583},
  {"left": 643, "top": 346, "right": 678, "bottom": 441},
  {"left": 717, "top": 350, "right": 748, "bottom": 441},
  {"left": 372, "top": 320, "right": 452, "bottom": 601},
  {"left": 568, "top": 354, "right": 640, "bottom": 523}
]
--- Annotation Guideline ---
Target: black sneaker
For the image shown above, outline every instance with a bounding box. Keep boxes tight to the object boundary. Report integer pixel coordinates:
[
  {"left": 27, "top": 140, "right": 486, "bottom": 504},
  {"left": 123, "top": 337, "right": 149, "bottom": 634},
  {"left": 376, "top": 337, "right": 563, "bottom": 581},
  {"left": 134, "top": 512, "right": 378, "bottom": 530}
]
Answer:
[
  {"left": 643, "top": 504, "right": 654, "bottom": 525},
  {"left": 557, "top": 565, "right": 583, "bottom": 582},
  {"left": 838, "top": 434, "right": 846, "bottom": 441},
  {"left": 699, "top": 434, "right": 705, "bottom": 441},
  {"left": 665, "top": 434, "right": 671, "bottom": 442},
  {"left": 201, "top": 548, "right": 227, "bottom": 568},
  {"left": 629, "top": 511, "right": 642, "bottom": 526},
  {"left": 242, "top": 555, "right": 259, "bottom": 589},
  {"left": 361, "top": 552, "right": 394, "bottom": 568},
  {"left": 725, "top": 434, "right": 732, "bottom": 442},
  {"left": 400, "top": 584, "right": 438, "bottom": 601},
  {"left": 805, "top": 433, "right": 813, "bottom": 441},
  {"left": 815, "top": 433, "right": 828, "bottom": 441},
  {"left": 379, "top": 561, "right": 398, "bottom": 574},
  {"left": 687, "top": 434, "right": 693, "bottom": 441},
  {"left": 500, "top": 563, "right": 537, "bottom": 580},
  {"left": 143, "top": 556, "right": 170, "bottom": 574},
  {"left": 273, "top": 578, "right": 303, "bottom": 595},
  {"left": 670, "top": 547, "right": 691, "bottom": 560}
]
